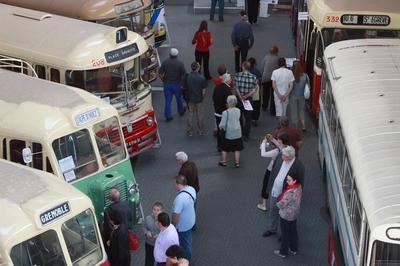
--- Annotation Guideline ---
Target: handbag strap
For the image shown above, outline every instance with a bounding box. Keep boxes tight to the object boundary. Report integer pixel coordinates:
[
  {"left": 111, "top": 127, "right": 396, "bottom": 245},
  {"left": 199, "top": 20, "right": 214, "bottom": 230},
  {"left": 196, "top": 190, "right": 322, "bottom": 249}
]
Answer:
[{"left": 178, "top": 190, "right": 196, "bottom": 202}]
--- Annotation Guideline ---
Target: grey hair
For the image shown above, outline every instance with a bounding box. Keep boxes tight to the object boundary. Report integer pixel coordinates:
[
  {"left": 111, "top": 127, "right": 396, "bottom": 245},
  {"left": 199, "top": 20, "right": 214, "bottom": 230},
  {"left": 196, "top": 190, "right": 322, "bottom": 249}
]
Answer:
[
  {"left": 282, "top": 146, "right": 296, "bottom": 158},
  {"left": 175, "top": 151, "right": 188, "bottom": 162},
  {"left": 226, "top": 95, "right": 237, "bottom": 107}
]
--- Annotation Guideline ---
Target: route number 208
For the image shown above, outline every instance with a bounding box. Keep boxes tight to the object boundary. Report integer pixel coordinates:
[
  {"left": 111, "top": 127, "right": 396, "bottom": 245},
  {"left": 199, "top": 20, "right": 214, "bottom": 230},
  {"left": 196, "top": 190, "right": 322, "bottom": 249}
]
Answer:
[{"left": 326, "top": 16, "right": 339, "bottom": 23}]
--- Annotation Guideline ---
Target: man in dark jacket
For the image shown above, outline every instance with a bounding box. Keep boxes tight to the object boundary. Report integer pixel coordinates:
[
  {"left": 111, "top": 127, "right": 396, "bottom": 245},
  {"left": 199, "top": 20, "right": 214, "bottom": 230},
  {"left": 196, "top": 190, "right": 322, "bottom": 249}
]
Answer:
[
  {"left": 176, "top": 151, "right": 199, "bottom": 193},
  {"left": 231, "top": 11, "right": 254, "bottom": 72},
  {"left": 108, "top": 209, "right": 130, "bottom": 266},
  {"left": 262, "top": 145, "right": 304, "bottom": 237}
]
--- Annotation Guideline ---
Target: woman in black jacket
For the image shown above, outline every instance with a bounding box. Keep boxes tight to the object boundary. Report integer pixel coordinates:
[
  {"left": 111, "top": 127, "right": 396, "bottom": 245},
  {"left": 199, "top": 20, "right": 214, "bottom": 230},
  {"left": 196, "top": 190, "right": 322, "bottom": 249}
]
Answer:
[
  {"left": 213, "top": 72, "right": 232, "bottom": 151},
  {"left": 108, "top": 209, "right": 130, "bottom": 266}
]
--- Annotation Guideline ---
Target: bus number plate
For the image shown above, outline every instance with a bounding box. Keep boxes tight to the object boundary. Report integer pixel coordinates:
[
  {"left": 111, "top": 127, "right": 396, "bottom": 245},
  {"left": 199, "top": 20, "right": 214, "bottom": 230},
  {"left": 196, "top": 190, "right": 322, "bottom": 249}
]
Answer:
[
  {"left": 75, "top": 108, "right": 100, "bottom": 126},
  {"left": 341, "top": 14, "right": 390, "bottom": 26}
]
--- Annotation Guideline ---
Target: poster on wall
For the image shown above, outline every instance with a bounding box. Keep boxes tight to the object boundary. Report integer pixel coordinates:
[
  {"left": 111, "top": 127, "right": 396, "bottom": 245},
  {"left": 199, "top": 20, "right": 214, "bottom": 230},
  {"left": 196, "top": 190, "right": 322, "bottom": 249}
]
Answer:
[{"left": 148, "top": 0, "right": 171, "bottom": 48}]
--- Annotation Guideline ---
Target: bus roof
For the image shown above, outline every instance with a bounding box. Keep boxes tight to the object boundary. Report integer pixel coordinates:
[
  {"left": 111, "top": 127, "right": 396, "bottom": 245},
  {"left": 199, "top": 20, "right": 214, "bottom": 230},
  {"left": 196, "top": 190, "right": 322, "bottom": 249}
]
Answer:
[
  {"left": 0, "top": 0, "right": 153, "bottom": 20},
  {"left": 0, "top": 69, "right": 119, "bottom": 142},
  {"left": 0, "top": 159, "right": 93, "bottom": 248},
  {"left": 324, "top": 38, "right": 400, "bottom": 231},
  {"left": 0, "top": 3, "right": 148, "bottom": 70},
  {"left": 308, "top": 0, "right": 400, "bottom": 28}
]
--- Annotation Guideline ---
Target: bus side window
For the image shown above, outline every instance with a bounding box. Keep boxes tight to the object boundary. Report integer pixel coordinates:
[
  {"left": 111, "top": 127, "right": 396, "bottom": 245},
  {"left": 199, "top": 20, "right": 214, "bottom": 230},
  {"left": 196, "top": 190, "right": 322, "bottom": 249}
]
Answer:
[
  {"left": 35, "top": 65, "right": 46, "bottom": 80},
  {"left": 65, "top": 70, "right": 84, "bottom": 90},
  {"left": 9, "top": 139, "right": 26, "bottom": 165},
  {"left": 50, "top": 68, "right": 60, "bottom": 83},
  {"left": 32, "top": 143, "right": 43, "bottom": 170}
]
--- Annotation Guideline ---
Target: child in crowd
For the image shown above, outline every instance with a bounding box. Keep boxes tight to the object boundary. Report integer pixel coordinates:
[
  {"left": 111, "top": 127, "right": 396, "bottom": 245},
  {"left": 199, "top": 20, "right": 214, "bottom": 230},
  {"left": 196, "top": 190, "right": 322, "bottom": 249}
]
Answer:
[{"left": 144, "top": 202, "right": 163, "bottom": 266}]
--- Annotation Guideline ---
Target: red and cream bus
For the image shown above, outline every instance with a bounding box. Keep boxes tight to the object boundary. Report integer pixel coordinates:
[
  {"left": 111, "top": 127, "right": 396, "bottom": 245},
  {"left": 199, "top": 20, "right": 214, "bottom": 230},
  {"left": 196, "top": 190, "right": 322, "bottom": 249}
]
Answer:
[{"left": 294, "top": 0, "right": 400, "bottom": 118}]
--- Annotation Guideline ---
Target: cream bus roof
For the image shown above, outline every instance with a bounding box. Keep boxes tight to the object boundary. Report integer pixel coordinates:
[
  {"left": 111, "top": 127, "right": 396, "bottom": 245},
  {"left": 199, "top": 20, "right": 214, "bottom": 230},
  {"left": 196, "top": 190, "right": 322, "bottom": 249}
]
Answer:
[
  {"left": 0, "top": 70, "right": 119, "bottom": 141},
  {"left": 324, "top": 39, "right": 400, "bottom": 231},
  {"left": 0, "top": 0, "right": 153, "bottom": 20},
  {"left": 308, "top": 0, "right": 400, "bottom": 28},
  {"left": 0, "top": 3, "right": 148, "bottom": 70},
  {"left": 0, "top": 159, "right": 93, "bottom": 249}
]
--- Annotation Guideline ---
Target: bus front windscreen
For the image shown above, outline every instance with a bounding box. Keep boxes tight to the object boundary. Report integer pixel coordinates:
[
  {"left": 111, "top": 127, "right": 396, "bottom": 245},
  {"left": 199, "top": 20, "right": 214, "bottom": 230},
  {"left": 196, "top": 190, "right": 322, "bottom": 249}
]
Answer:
[
  {"left": 93, "top": 116, "right": 126, "bottom": 168},
  {"left": 98, "top": 12, "right": 150, "bottom": 36},
  {"left": 10, "top": 230, "right": 67, "bottom": 266},
  {"left": 52, "top": 129, "right": 99, "bottom": 181},
  {"left": 65, "top": 60, "right": 142, "bottom": 108},
  {"left": 61, "top": 209, "right": 103, "bottom": 265},
  {"left": 322, "top": 28, "right": 400, "bottom": 47}
]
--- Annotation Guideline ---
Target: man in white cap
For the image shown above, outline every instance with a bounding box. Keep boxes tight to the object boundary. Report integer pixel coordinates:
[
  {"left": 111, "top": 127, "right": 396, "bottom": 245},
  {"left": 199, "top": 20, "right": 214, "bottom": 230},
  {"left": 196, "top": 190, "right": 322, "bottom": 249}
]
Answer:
[{"left": 158, "top": 48, "right": 187, "bottom": 122}]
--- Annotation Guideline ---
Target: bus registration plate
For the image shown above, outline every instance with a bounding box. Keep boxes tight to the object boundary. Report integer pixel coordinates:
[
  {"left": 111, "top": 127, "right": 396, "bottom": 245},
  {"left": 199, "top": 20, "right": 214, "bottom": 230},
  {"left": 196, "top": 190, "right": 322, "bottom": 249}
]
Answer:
[
  {"left": 75, "top": 108, "right": 100, "bottom": 126},
  {"left": 40, "top": 202, "right": 70, "bottom": 225}
]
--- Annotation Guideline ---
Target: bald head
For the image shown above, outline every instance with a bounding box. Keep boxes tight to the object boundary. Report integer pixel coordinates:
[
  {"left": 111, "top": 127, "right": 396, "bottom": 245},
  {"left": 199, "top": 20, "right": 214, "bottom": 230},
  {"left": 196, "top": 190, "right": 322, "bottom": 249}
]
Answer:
[{"left": 109, "top": 188, "right": 120, "bottom": 202}]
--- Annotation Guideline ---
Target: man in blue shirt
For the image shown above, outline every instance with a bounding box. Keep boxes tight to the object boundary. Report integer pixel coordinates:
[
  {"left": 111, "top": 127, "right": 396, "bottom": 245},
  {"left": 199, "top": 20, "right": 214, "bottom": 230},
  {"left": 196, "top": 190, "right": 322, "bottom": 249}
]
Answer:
[
  {"left": 172, "top": 175, "right": 196, "bottom": 262},
  {"left": 231, "top": 11, "right": 254, "bottom": 72}
]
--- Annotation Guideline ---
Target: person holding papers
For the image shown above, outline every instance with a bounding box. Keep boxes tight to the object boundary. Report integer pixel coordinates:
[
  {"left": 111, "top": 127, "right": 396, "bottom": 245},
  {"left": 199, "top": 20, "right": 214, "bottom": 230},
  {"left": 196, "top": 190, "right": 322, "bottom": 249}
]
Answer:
[{"left": 234, "top": 61, "right": 257, "bottom": 141}]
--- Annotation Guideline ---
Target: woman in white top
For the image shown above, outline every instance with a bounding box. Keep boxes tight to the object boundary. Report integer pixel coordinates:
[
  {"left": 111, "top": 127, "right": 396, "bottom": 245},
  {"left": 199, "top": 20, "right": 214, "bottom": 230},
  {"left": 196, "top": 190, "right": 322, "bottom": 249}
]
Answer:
[
  {"left": 218, "top": 95, "right": 243, "bottom": 168},
  {"left": 257, "top": 133, "right": 290, "bottom": 211}
]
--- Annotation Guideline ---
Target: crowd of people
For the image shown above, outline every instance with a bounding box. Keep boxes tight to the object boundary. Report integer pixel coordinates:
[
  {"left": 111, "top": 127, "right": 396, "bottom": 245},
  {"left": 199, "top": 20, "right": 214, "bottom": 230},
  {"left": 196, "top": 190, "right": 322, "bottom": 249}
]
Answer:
[{"left": 103, "top": 8, "right": 311, "bottom": 265}]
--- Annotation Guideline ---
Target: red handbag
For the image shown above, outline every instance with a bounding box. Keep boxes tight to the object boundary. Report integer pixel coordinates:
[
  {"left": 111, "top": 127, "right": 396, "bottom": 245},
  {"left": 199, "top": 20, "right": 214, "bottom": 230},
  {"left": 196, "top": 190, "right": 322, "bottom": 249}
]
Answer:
[{"left": 128, "top": 231, "right": 139, "bottom": 250}]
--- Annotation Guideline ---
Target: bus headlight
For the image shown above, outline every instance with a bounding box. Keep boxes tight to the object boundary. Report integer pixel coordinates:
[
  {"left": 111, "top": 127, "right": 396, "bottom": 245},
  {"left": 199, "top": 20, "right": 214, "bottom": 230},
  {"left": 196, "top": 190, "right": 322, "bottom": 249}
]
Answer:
[
  {"left": 129, "top": 183, "right": 139, "bottom": 194},
  {"left": 146, "top": 116, "right": 154, "bottom": 126}
]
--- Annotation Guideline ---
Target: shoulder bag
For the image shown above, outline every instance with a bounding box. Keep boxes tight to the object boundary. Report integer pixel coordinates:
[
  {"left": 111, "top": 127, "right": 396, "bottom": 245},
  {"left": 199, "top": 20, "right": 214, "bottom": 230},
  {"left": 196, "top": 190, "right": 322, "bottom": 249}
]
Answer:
[{"left": 219, "top": 109, "right": 229, "bottom": 138}]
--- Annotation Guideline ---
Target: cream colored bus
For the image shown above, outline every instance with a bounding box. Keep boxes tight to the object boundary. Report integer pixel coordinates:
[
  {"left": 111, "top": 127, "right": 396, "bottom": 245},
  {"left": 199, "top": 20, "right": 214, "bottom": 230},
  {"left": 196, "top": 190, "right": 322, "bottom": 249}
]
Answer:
[
  {"left": 0, "top": 3, "right": 158, "bottom": 157},
  {"left": 0, "top": 159, "right": 108, "bottom": 265},
  {"left": 295, "top": 0, "right": 400, "bottom": 118},
  {"left": 0, "top": 69, "right": 142, "bottom": 227},
  {"left": 0, "top": 0, "right": 159, "bottom": 83}
]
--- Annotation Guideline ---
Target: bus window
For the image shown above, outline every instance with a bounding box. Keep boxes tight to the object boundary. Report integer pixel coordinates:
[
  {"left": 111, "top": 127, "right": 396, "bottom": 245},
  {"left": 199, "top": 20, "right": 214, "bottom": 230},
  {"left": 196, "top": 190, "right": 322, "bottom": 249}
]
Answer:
[
  {"left": 51, "top": 68, "right": 60, "bottom": 83},
  {"left": 52, "top": 129, "right": 98, "bottom": 181},
  {"left": 32, "top": 142, "right": 43, "bottom": 170},
  {"left": 34, "top": 65, "right": 46, "bottom": 80},
  {"left": 65, "top": 70, "right": 84, "bottom": 90},
  {"left": 61, "top": 209, "right": 103, "bottom": 265},
  {"left": 10, "top": 230, "right": 66, "bottom": 266},
  {"left": 10, "top": 139, "right": 25, "bottom": 165},
  {"left": 93, "top": 116, "right": 126, "bottom": 167},
  {"left": 372, "top": 240, "right": 400, "bottom": 265}
]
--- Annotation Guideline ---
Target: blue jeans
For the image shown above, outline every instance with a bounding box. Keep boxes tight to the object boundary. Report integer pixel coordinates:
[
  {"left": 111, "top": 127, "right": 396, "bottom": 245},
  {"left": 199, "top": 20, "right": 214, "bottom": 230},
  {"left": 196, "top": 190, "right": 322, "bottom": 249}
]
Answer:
[
  {"left": 163, "top": 83, "right": 185, "bottom": 119},
  {"left": 178, "top": 230, "right": 192, "bottom": 261},
  {"left": 210, "top": 0, "right": 224, "bottom": 21}
]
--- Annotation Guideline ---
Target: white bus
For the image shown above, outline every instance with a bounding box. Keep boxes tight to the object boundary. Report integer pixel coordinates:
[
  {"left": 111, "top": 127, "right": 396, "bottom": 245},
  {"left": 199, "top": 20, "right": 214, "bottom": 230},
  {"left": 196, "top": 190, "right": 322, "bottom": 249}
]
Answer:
[
  {"left": 318, "top": 38, "right": 400, "bottom": 265},
  {"left": 0, "top": 69, "right": 141, "bottom": 226},
  {"left": 0, "top": 3, "right": 158, "bottom": 157},
  {"left": 0, "top": 159, "right": 108, "bottom": 265}
]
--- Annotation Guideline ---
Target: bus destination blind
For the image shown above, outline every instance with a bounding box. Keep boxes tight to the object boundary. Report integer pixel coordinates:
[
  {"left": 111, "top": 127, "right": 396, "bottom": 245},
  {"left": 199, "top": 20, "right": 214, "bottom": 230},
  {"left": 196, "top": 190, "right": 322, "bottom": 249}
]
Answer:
[
  {"left": 105, "top": 43, "right": 139, "bottom": 63},
  {"left": 341, "top": 14, "right": 390, "bottom": 26},
  {"left": 40, "top": 202, "right": 70, "bottom": 225}
]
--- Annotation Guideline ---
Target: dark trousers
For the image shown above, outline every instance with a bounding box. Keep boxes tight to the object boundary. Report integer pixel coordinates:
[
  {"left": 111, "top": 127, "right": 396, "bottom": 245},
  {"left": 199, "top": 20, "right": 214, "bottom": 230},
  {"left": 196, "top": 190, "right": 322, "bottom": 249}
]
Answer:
[
  {"left": 241, "top": 109, "right": 252, "bottom": 138},
  {"left": 195, "top": 50, "right": 211, "bottom": 79},
  {"left": 260, "top": 169, "right": 270, "bottom": 199},
  {"left": 262, "top": 81, "right": 275, "bottom": 115},
  {"left": 280, "top": 218, "right": 298, "bottom": 255},
  {"left": 252, "top": 100, "right": 261, "bottom": 121},
  {"left": 235, "top": 40, "right": 250, "bottom": 72},
  {"left": 210, "top": 0, "right": 224, "bottom": 21},
  {"left": 145, "top": 243, "right": 155, "bottom": 266},
  {"left": 247, "top": 0, "right": 260, "bottom": 23},
  {"left": 215, "top": 115, "right": 223, "bottom": 150}
]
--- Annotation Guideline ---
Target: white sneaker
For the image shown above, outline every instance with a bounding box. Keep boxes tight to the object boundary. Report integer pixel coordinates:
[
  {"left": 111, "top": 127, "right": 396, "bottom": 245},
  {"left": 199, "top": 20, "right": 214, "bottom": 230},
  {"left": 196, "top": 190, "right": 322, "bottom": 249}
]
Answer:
[{"left": 257, "top": 204, "right": 267, "bottom": 211}]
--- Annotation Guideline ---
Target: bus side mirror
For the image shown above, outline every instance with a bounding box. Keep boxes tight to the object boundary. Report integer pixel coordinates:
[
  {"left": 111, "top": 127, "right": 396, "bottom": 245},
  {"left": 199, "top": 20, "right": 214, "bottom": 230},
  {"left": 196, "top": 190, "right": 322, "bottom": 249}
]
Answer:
[{"left": 22, "top": 148, "right": 33, "bottom": 164}]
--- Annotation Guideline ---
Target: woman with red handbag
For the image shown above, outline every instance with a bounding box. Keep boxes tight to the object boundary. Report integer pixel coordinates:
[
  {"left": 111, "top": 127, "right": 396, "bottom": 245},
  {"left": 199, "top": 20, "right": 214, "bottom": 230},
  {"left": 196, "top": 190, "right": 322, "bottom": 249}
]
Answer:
[{"left": 192, "top": 20, "right": 212, "bottom": 80}]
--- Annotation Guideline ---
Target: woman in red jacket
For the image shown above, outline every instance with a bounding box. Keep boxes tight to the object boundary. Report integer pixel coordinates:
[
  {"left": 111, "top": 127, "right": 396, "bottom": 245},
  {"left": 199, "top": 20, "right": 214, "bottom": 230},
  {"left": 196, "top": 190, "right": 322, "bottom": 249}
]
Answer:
[{"left": 192, "top": 20, "right": 212, "bottom": 80}]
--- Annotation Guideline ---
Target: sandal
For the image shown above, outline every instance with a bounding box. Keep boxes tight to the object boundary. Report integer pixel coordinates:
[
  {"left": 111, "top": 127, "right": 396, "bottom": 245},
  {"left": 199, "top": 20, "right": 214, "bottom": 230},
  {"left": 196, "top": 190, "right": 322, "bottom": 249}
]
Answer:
[
  {"left": 234, "top": 162, "right": 240, "bottom": 168},
  {"left": 218, "top": 161, "right": 227, "bottom": 167}
]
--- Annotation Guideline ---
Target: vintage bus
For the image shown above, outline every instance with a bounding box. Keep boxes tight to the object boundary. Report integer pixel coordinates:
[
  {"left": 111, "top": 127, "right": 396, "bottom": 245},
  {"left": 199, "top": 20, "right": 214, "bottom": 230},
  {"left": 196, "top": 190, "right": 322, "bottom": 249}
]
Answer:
[
  {"left": 0, "top": 0, "right": 160, "bottom": 83},
  {"left": 0, "top": 69, "right": 142, "bottom": 227},
  {"left": 318, "top": 39, "right": 400, "bottom": 265},
  {"left": 295, "top": 0, "right": 400, "bottom": 118},
  {"left": 0, "top": 159, "right": 108, "bottom": 265},
  {"left": 0, "top": 3, "right": 158, "bottom": 157}
]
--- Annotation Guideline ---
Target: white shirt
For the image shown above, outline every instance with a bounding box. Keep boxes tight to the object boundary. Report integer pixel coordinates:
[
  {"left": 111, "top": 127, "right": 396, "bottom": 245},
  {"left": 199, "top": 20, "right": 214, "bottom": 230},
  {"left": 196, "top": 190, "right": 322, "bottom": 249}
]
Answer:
[
  {"left": 271, "top": 158, "right": 295, "bottom": 197},
  {"left": 154, "top": 224, "right": 179, "bottom": 263},
  {"left": 271, "top": 67, "right": 295, "bottom": 95},
  {"left": 260, "top": 141, "right": 279, "bottom": 171}
]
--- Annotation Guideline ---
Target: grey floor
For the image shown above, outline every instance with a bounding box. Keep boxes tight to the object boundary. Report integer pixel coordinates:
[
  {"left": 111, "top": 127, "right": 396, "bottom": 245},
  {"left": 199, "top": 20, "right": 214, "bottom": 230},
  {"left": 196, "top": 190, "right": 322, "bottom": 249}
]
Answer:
[{"left": 131, "top": 4, "right": 328, "bottom": 266}]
